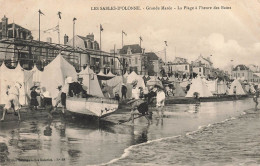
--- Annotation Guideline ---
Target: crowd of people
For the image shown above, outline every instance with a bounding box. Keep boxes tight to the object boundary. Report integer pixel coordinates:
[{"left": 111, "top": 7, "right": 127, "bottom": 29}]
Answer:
[
  {"left": 0, "top": 76, "right": 88, "bottom": 121},
  {"left": 2, "top": 74, "right": 259, "bottom": 123}
]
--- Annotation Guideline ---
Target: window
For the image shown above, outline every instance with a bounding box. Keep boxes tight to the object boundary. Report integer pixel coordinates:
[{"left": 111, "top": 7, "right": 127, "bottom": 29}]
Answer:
[
  {"left": 238, "top": 73, "right": 240, "bottom": 77},
  {"left": 242, "top": 73, "right": 244, "bottom": 77},
  {"left": 135, "top": 57, "right": 138, "bottom": 64},
  {"left": 199, "top": 68, "right": 201, "bottom": 72},
  {"left": 111, "top": 59, "right": 114, "bottom": 65},
  {"left": 185, "top": 65, "right": 188, "bottom": 70},
  {"left": 129, "top": 59, "right": 131, "bottom": 64}
]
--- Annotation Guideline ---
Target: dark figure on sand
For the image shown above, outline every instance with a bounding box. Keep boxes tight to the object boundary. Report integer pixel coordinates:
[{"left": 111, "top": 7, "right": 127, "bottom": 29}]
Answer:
[
  {"left": 30, "top": 86, "right": 39, "bottom": 110},
  {"left": 121, "top": 84, "right": 127, "bottom": 100},
  {"left": 253, "top": 89, "right": 259, "bottom": 110}
]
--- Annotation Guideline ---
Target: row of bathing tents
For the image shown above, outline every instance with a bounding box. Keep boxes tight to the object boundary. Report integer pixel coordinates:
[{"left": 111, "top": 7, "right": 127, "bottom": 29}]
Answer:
[
  {"left": 185, "top": 76, "right": 250, "bottom": 98},
  {"left": 0, "top": 54, "right": 104, "bottom": 105}
]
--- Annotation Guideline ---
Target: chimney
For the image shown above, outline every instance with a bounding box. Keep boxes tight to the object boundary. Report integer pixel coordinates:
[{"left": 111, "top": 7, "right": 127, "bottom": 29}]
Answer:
[
  {"left": 46, "top": 37, "right": 52, "bottom": 43},
  {"left": 64, "top": 34, "right": 69, "bottom": 45},
  {"left": 1, "top": 15, "right": 8, "bottom": 38},
  {"left": 86, "top": 33, "right": 94, "bottom": 41}
]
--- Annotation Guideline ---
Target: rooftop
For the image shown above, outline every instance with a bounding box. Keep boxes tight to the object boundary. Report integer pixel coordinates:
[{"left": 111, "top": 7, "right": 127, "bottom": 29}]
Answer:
[
  {"left": 233, "top": 64, "right": 249, "bottom": 71},
  {"left": 119, "top": 44, "right": 142, "bottom": 54}
]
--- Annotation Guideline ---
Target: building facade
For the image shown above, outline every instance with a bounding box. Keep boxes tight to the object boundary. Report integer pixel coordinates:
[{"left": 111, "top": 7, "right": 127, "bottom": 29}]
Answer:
[
  {"left": 145, "top": 52, "right": 162, "bottom": 76},
  {"left": 66, "top": 33, "right": 107, "bottom": 73},
  {"left": 191, "top": 55, "right": 213, "bottom": 77},
  {"left": 0, "top": 15, "right": 32, "bottom": 40},
  {"left": 118, "top": 44, "right": 147, "bottom": 75},
  {"left": 231, "top": 64, "right": 254, "bottom": 82},
  {"left": 168, "top": 57, "right": 191, "bottom": 74}
]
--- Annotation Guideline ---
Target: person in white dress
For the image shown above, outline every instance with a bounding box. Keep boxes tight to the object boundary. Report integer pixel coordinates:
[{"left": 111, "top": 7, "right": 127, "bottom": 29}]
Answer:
[{"left": 1, "top": 82, "right": 22, "bottom": 121}]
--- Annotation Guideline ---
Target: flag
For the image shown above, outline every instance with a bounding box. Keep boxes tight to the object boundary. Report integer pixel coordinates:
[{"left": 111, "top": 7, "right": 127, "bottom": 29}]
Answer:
[
  {"left": 140, "top": 36, "right": 143, "bottom": 41},
  {"left": 73, "top": 17, "right": 77, "bottom": 21},
  {"left": 100, "top": 24, "right": 104, "bottom": 32},
  {"left": 38, "top": 9, "right": 44, "bottom": 15},
  {"left": 164, "top": 41, "right": 168, "bottom": 46},
  {"left": 58, "top": 11, "right": 62, "bottom": 19},
  {"left": 122, "top": 31, "right": 127, "bottom": 36}
]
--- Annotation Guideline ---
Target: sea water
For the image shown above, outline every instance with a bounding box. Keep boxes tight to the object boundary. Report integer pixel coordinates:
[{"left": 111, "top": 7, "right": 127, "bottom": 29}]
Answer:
[{"left": 0, "top": 98, "right": 256, "bottom": 166}]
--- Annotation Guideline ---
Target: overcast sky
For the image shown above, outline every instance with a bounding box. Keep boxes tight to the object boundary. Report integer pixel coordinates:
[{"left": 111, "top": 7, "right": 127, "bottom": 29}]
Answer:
[{"left": 1, "top": 0, "right": 260, "bottom": 69}]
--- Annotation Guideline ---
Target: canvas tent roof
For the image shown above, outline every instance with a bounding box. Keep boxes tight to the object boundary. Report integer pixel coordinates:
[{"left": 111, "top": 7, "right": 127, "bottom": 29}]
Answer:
[
  {"left": 97, "top": 71, "right": 115, "bottom": 80},
  {"left": 217, "top": 80, "right": 228, "bottom": 94},
  {"left": 186, "top": 76, "right": 213, "bottom": 97},
  {"left": 105, "top": 76, "right": 124, "bottom": 97},
  {"left": 41, "top": 54, "right": 77, "bottom": 98},
  {"left": 126, "top": 71, "right": 145, "bottom": 89},
  {"left": 228, "top": 79, "right": 246, "bottom": 95},
  {"left": 0, "top": 62, "right": 34, "bottom": 105},
  {"left": 78, "top": 66, "right": 104, "bottom": 97},
  {"left": 173, "top": 82, "right": 186, "bottom": 97}
]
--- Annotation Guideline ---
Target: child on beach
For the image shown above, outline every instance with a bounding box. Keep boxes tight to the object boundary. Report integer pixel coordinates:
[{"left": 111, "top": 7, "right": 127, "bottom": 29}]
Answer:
[{"left": 30, "top": 86, "right": 39, "bottom": 110}]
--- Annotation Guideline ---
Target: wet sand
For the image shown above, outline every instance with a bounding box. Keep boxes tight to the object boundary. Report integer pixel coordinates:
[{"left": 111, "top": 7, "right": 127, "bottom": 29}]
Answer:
[{"left": 0, "top": 98, "right": 255, "bottom": 166}]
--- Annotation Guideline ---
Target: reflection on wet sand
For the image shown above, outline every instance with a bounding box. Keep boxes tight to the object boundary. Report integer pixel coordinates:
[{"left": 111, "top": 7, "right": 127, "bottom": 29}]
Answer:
[{"left": 0, "top": 98, "right": 255, "bottom": 165}]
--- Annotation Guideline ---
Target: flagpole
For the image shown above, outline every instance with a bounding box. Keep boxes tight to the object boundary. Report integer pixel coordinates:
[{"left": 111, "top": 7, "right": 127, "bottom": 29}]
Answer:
[
  {"left": 122, "top": 31, "right": 123, "bottom": 48},
  {"left": 114, "top": 44, "right": 116, "bottom": 73},
  {"left": 58, "top": 21, "right": 60, "bottom": 44},
  {"left": 39, "top": 10, "right": 40, "bottom": 42},
  {"left": 100, "top": 24, "right": 102, "bottom": 73},
  {"left": 140, "top": 36, "right": 142, "bottom": 48}
]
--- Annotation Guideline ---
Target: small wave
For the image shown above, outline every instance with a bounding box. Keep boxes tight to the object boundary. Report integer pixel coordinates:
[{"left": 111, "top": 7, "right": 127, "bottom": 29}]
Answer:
[
  {"left": 95, "top": 135, "right": 181, "bottom": 166},
  {"left": 97, "top": 109, "right": 251, "bottom": 166}
]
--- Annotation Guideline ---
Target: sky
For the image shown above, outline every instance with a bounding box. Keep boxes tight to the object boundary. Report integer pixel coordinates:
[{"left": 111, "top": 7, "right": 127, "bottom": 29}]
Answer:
[{"left": 1, "top": 0, "right": 260, "bottom": 70}]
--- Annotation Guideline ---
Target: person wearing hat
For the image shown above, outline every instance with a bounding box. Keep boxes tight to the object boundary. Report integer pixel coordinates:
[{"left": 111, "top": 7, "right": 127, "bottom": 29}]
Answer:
[
  {"left": 1, "top": 82, "right": 22, "bottom": 121},
  {"left": 131, "top": 80, "right": 140, "bottom": 100},
  {"left": 30, "top": 85, "right": 39, "bottom": 110}
]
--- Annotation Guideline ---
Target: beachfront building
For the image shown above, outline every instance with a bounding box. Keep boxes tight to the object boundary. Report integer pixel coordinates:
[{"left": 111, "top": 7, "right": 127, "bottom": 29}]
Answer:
[
  {"left": 145, "top": 52, "right": 162, "bottom": 76},
  {"left": 118, "top": 44, "right": 147, "bottom": 75},
  {"left": 231, "top": 64, "right": 254, "bottom": 82},
  {"left": 0, "top": 15, "right": 32, "bottom": 40},
  {"left": 168, "top": 57, "right": 191, "bottom": 77},
  {"left": 191, "top": 55, "right": 213, "bottom": 78},
  {"left": 0, "top": 15, "right": 107, "bottom": 72},
  {"left": 0, "top": 15, "right": 34, "bottom": 67},
  {"left": 253, "top": 73, "right": 260, "bottom": 83},
  {"left": 65, "top": 33, "right": 111, "bottom": 73}
]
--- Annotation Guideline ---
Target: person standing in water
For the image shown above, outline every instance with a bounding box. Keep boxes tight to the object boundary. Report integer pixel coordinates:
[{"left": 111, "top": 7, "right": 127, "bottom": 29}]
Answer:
[
  {"left": 155, "top": 85, "right": 166, "bottom": 118},
  {"left": 253, "top": 88, "right": 259, "bottom": 110}
]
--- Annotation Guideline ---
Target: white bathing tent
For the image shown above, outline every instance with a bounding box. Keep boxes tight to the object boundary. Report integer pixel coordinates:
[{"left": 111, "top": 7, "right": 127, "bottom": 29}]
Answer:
[
  {"left": 41, "top": 54, "right": 77, "bottom": 98},
  {"left": 186, "top": 76, "right": 213, "bottom": 97},
  {"left": 32, "top": 65, "right": 43, "bottom": 83},
  {"left": 228, "top": 79, "right": 246, "bottom": 95},
  {"left": 217, "top": 80, "right": 228, "bottom": 94},
  {"left": 0, "top": 62, "right": 34, "bottom": 105},
  {"left": 105, "top": 76, "right": 124, "bottom": 97},
  {"left": 78, "top": 66, "right": 104, "bottom": 97},
  {"left": 173, "top": 82, "right": 186, "bottom": 97},
  {"left": 203, "top": 79, "right": 217, "bottom": 94},
  {"left": 126, "top": 71, "right": 145, "bottom": 89}
]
